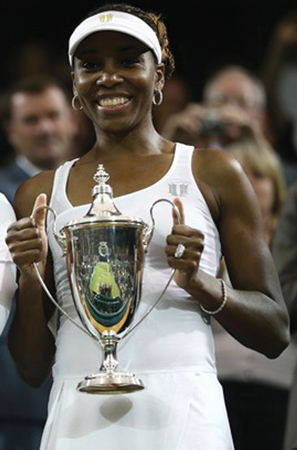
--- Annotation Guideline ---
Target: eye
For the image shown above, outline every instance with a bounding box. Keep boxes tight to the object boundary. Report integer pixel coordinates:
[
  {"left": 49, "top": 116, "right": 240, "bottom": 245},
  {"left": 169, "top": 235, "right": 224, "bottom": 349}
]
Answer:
[
  {"left": 120, "top": 56, "right": 141, "bottom": 68},
  {"left": 81, "top": 60, "right": 101, "bottom": 71},
  {"left": 48, "top": 111, "right": 60, "bottom": 121},
  {"left": 23, "top": 116, "right": 38, "bottom": 125}
]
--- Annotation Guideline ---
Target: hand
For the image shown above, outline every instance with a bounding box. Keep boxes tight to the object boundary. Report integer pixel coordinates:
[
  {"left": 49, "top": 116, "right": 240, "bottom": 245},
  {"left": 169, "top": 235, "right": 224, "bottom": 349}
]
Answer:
[
  {"left": 6, "top": 193, "right": 49, "bottom": 280},
  {"left": 165, "top": 198, "right": 205, "bottom": 290},
  {"left": 161, "top": 102, "right": 264, "bottom": 148},
  {"left": 213, "top": 104, "right": 263, "bottom": 144},
  {"left": 161, "top": 103, "right": 210, "bottom": 146}
]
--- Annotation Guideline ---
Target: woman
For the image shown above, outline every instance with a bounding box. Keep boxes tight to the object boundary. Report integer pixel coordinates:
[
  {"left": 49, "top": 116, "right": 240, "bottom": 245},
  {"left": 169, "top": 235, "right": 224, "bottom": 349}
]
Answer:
[
  {"left": 225, "top": 136, "right": 286, "bottom": 247},
  {"left": 6, "top": 4, "right": 289, "bottom": 449},
  {"left": 0, "top": 193, "right": 16, "bottom": 335},
  {"left": 214, "top": 136, "right": 292, "bottom": 450}
]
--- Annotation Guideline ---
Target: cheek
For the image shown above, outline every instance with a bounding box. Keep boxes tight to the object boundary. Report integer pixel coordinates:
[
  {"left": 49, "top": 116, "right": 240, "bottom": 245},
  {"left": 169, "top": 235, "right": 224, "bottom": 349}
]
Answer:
[
  {"left": 134, "top": 73, "right": 155, "bottom": 107},
  {"left": 73, "top": 70, "right": 94, "bottom": 98}
]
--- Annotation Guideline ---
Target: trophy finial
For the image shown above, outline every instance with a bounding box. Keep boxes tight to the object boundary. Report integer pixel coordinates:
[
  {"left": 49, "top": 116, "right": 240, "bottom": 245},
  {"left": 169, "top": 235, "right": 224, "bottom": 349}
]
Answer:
[
  {"left": 87, "top": 164, "right": 121, "bottom": 217},
  {"left": 94, "top": 164, "right": 110, "bottom": 186}
]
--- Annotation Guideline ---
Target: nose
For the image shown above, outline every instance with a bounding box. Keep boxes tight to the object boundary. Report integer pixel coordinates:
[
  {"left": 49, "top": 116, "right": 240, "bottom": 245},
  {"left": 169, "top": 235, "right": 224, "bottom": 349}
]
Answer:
[
  {"left": 96, "top": 66, "right": 123, "bottom": 87},
  {"left": 36, "top": 116, "right": 56, "bottom": 134}
]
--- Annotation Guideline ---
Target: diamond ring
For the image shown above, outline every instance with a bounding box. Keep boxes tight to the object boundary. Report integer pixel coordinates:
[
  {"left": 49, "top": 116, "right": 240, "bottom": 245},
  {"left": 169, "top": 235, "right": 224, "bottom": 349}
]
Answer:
[{"left": 174, "top": 244, "right": 186, "bottom": 259}]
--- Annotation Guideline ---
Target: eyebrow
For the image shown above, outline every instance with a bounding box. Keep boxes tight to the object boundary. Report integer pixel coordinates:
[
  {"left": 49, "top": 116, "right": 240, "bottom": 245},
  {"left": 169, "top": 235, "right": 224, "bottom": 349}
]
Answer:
[{"left": 77, "top": 43, "right": 148, "bottom": 59}]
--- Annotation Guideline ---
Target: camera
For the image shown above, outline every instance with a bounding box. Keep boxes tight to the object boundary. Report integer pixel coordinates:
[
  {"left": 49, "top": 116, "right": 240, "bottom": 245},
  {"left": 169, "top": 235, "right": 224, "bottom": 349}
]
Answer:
[{"left": 200, "top": 111, "right": 225, "bottom": 137}]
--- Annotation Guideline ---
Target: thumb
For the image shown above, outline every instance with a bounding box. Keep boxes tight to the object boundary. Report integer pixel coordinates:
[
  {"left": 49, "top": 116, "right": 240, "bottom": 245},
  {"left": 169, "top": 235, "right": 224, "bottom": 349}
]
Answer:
[
  {"left": 172, "top": 197, "right": 185, "bottom": 225},
  {"left": 31, "top": 193, "right": 48, "bottom": 231}
]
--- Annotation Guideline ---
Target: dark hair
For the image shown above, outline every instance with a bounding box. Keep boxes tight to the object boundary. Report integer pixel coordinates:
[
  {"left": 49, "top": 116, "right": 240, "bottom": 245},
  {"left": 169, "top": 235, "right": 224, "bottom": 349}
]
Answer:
[
  {"left": 1, "top": 75, "right": 70, "bottom": 124},
  {"left": 82, "top": 3, "right": 175, "bottom": 79}
]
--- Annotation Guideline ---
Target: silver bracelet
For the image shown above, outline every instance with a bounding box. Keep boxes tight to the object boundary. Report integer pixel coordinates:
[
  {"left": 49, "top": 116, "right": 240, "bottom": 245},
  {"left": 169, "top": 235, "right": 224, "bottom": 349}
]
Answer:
[{"left": 200, "top": 279, "right": 227, "bottom": 315}]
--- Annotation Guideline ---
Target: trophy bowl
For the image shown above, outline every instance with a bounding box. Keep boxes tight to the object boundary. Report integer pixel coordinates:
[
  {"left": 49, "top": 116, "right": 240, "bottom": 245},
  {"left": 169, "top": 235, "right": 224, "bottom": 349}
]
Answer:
[
  {"left": 33, "top": 165, "right": 180, "bottom": 394},
  {"left": 63, "top": 215, "right": 146, "bottom": 394}
]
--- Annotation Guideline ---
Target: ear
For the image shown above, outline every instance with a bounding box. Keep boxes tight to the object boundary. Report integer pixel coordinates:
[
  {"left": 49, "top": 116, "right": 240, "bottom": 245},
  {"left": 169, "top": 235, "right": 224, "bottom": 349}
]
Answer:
[
  {"left": 154, "top": 63, "right": 165, "bottom": 93},
  {"left": 71, "top": 72, "right": 77, "bottom": 96}
]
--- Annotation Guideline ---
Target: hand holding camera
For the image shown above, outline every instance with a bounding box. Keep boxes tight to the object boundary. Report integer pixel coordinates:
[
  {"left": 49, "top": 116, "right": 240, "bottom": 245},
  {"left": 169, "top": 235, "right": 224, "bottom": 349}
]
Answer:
[{"left": 161, "top": 102, "right": 262, "bottom": 148}]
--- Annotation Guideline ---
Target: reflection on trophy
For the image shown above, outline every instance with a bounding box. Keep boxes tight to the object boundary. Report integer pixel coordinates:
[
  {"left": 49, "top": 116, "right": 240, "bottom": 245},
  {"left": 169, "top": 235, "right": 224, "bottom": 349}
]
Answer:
[{"left": 33, "top": 164, "right": 180, "bottom": 394}]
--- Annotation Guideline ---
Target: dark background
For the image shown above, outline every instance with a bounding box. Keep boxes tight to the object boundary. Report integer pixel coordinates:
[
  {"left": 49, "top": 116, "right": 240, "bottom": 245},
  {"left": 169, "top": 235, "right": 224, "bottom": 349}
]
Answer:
[{"left": 1, "top": 0, "right": 297, "bottom": 99}]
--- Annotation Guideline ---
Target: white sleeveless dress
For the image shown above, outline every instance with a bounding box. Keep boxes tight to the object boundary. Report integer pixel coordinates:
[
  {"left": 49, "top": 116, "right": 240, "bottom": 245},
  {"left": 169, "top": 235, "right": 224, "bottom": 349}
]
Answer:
[
  {"left": 41, "top": 143, "right": 234, "bottom": 449},
  {"left": 0, "top": 193, "right": 16, "bottom": 335}
]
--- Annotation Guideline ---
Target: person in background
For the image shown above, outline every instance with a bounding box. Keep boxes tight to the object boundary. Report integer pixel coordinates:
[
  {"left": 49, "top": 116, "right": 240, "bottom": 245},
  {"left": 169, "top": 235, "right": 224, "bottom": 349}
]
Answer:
[
  {"left": 0, "top": 193, "right": 16, "bottom": 336},
  {"left": 272, "top": 182, "right": 297, "bottom": 450},
  {"left": 225, "top": 137, "right": 286, "bottom": 247},
  {"left": 261, "top": 9, "right": 297, "bottom": 186},
  {"left": 0, "top": 74, "right": 78, "bottom": 450},
  {"left": 5, "top": 3, "right": 289, "bottom": 449},
  {"left": 212, "top": 136, "right": 295, "bottom": 450},
  {"left": 160, "top": 65, "right": 269, "bottom": 150},
  {"left": 0, "top": 75, "right": 77, "bottom": 204}
]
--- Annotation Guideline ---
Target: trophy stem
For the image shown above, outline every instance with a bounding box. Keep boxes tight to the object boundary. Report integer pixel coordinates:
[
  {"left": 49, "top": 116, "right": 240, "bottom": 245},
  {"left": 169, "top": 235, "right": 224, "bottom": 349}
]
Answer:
[
  {"left": 76, "top": 330, "right": 144, "bottom": 394},
  {"left": 100, "top": 330, "right": 120, "bottom": 373}
]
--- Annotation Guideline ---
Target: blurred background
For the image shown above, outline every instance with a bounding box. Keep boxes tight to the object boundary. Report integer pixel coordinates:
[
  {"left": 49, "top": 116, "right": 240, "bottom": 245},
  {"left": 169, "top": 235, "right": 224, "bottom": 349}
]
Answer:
[{"left": 1, "top": 0, "right": 297, "bottom": 98}]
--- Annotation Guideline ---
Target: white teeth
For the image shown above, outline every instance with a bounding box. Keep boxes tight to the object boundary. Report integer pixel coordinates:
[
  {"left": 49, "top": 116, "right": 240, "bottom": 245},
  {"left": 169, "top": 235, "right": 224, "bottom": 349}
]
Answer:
[{"left": 99, "top": 97, "right": 129, "bottom": 107}]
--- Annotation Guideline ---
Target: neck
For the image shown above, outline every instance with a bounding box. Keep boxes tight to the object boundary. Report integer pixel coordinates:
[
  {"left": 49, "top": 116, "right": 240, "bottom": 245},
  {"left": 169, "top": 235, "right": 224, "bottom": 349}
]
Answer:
[{"left": 92, "top": 124, "right": 169, "bottom": 159}]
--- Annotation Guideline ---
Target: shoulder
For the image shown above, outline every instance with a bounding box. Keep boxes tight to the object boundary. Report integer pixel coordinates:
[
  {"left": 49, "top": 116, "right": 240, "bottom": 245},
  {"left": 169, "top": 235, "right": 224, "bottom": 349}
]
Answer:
[
  {"left": 191, "top": 148, "right": 251, "bottom": 223},
  {"left": 192, "top": 147, "right": 244, "bottom": 187},
  {"left": 0, "top": 163, "right": 27, "bottom": 183},
  {"left": 14, "top": 170, "right": 55, "bottom": 219}
]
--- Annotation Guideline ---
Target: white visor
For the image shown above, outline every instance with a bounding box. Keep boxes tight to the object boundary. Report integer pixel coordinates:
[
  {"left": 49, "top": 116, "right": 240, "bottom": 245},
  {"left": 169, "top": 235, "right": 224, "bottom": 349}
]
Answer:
[{"left": 68, "top": 10, "right": 162, "bottom": 66}]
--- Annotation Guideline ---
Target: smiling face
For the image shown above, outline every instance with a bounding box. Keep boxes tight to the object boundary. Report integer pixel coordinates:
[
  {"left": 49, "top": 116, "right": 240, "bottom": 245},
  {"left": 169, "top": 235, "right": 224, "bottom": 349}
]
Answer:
[{"left": 72, "top": 31, "right": 164, "bottom": 136}]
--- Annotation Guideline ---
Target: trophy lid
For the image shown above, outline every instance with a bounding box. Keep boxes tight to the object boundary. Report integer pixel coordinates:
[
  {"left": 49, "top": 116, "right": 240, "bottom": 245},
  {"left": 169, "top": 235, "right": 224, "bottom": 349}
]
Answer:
[{"left": 64, "top": 164, "right": 146, "bottom": 228}]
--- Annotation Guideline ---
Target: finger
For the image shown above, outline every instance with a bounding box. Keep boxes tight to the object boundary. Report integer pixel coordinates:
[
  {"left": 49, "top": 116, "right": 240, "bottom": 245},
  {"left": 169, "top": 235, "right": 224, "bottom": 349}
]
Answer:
[
  {"left": 31, "top": 193, "right": 48, "bottom": 231},
  {"left": 172, "top": 198, "right": 185, "bottom": 225}
]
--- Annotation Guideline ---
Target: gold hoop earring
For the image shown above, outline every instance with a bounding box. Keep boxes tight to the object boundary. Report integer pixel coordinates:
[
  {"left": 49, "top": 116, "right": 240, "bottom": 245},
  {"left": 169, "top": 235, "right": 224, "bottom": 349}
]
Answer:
[
  {"left": 153, "top": 90, "right": 163, "bottom": 106},
  {"left": 72, "top": 95, "right": 83, "bottom": 111}
]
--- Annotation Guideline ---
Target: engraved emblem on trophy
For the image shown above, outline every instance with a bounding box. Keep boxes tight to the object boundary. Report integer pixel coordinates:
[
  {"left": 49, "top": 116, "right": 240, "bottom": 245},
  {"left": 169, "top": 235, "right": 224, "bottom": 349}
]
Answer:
[{"left": 32, "top": 165, "right": 181, "bottom": 394}]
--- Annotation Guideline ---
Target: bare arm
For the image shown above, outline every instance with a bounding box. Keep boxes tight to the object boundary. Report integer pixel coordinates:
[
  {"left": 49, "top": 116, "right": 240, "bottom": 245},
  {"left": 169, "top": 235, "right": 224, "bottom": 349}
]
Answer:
[
  {"left": 166, "top": 149, "right": 290, "bottom": 358},
  {"left": 6, "top": 173, "right": 56, "bottom": 386}
]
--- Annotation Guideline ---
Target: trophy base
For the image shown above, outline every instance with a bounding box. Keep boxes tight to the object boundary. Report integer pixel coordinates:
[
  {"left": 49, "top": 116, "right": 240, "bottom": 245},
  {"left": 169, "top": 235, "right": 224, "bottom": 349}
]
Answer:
[{"left": 77, "top": 372, "right": 145, "bottom": 394}]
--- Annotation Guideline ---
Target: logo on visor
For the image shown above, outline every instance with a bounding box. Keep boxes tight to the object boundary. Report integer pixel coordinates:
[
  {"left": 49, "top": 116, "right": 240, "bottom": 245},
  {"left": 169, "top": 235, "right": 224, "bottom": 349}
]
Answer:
[{"left": 99, "top": 14, "right": 113, "bottom": 23}]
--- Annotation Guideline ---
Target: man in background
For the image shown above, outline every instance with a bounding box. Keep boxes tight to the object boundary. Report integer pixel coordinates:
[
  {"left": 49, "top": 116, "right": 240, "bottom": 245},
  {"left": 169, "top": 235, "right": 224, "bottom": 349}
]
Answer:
[
  {"left": 0, "top": 75, "right": 77, "bottom": 204},
  {"left": 0, "top": 75, "right": 78, "bottom": 450},
  {"left": 160, "top": 65, "right": 268, "bottom": 149}
]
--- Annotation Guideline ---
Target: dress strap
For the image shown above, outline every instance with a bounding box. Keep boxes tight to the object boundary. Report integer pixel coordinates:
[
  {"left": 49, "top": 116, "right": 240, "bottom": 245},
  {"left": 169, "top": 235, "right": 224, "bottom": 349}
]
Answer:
[{"left": 49, "top": 159, "right": 78, "bottom": 215}]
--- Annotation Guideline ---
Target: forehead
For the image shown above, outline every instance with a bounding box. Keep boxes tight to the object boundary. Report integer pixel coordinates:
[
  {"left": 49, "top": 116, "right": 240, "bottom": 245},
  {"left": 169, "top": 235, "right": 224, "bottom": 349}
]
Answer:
[
  {"left": 11, "top": 87, "right": 68, "bottom": 114},
  {"left": 75, "top": 30, "right": 150, "bottom": 59},
  {"left": 211, "top": 72, "right": 257, "bottom": 98}
]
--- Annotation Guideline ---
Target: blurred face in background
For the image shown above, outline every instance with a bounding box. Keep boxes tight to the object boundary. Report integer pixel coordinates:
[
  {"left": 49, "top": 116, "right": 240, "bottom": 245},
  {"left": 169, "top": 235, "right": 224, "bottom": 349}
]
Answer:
[
  {"left": 7, "top": 86, "right": 76, "bottom": 170},
  {"left": 206, "top": 70, "right": 266, "bottom": 138}
]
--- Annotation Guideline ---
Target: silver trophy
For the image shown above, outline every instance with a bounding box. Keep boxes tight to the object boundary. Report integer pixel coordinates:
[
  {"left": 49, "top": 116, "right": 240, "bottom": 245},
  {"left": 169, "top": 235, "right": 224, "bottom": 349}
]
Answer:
[{"left": 33, "top": 164, "right": 181, "bottom": 394}]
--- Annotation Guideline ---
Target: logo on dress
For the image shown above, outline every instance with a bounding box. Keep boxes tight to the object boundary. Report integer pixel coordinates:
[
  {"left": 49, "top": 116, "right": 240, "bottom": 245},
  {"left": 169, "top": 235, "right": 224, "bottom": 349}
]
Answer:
[{"left": 168, "top": 182, "right": 189, "bottom": 197}]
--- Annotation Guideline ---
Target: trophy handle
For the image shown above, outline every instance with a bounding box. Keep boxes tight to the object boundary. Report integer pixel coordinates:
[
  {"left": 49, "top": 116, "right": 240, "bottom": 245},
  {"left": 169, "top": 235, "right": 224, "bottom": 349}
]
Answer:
[
  {"left": 143, "top": 198, "right": 182, "bottom": 250},
  {"left": 123, "top": 198, "right": 182, "bottom": 339},
  {"left": 30, "top": 205, "right": 98, "bottom": 341},
  {"left": 31, "top": 205, "right": 67, "bottom": 254}
]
